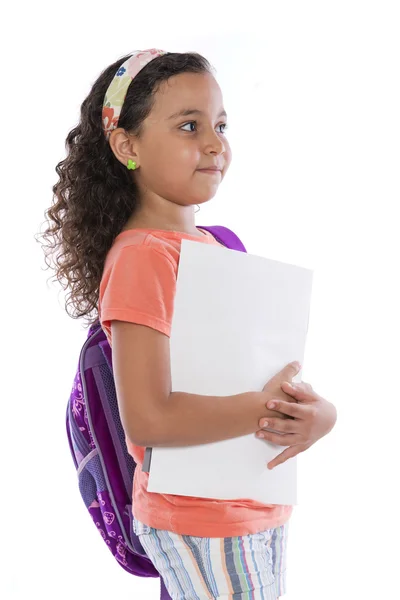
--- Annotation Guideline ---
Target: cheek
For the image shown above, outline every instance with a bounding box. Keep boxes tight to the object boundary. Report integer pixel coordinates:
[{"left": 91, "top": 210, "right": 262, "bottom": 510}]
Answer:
[
  {"left": 142, "top": 146, "right": 197, "bottom": 194},
  {"left": 168, "top": 149, "right": 198, "bottom": 182},
  {"left": 223, "top": 144, "right": 233, "bottom": 171},
  {"left": 176, "top": 144, "right": 199, "bottom": 166},
  {"left": 153, "top": 141, "right": 198, "bottom": 172}
]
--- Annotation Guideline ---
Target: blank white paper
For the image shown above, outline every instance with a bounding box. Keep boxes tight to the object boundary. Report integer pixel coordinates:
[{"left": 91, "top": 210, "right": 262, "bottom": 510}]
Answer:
[{"left": 147, "top": 240, "right": 314, "bottom": 505}]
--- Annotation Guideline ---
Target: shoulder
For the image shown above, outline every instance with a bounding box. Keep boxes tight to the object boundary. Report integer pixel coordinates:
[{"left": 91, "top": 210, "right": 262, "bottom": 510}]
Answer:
[{"left": 105, "top": 233, "right": 178, "bottom": 274}]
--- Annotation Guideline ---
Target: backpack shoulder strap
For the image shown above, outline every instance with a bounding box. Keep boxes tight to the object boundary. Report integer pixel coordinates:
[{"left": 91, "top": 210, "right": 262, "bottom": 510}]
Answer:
[{"left": 198, "top": 225, "right": 247, "bottom": 253}]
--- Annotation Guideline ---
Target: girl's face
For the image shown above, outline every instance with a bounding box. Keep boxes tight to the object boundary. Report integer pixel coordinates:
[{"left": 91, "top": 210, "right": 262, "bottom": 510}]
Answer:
[{"left": 132, "top": 72, "right": 232, "bottom": 207}]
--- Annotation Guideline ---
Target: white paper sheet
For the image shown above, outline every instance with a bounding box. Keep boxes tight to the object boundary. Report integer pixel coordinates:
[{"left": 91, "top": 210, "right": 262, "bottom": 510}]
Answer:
[{"left": 147, "top": 240, "right": 313, "bottom": 504}]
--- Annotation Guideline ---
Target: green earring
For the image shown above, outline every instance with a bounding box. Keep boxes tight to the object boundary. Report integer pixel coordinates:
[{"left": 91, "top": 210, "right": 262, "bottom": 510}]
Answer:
[{"left": 127, "top": 159, "right": 137, "bottom": 170}]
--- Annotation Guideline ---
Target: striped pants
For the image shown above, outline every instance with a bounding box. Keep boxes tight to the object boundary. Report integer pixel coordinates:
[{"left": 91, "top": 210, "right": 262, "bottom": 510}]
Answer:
[{"left": 133, "top": 517, "right": 288, "bottom": 599}]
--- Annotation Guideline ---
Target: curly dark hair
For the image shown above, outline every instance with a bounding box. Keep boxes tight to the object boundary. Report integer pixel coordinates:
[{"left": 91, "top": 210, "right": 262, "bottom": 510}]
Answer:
[{"left": 36, "top": 51, "right": 213, "bottom": 330}]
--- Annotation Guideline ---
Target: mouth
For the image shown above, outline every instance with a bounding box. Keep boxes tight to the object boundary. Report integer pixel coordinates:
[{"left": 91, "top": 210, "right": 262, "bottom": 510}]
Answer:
[{"left": 197, "top": 169, "right": 222, "bottom": 174}]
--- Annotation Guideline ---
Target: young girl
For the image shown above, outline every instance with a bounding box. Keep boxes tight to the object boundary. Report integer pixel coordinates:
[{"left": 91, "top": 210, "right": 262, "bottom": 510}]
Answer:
[{"left": 41, "top": 49, "right": 337, "bottom": 599}]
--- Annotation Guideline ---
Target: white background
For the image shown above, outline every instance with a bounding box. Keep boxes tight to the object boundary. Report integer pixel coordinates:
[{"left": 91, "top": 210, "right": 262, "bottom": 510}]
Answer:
[{"left": 2, "top": 1, "right": 399, "bottom": 598}]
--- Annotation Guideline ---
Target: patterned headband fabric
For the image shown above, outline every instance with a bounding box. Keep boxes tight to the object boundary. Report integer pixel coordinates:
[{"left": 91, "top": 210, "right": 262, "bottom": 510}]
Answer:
[{"left": 102, "top": 49, "right": 167, "bottom": 141}]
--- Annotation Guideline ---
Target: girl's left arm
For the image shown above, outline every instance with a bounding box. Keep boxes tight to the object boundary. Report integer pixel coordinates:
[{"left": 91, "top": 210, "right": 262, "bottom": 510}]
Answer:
[{"left": 256, "top": 380, "right": 337, "bottom": 470}]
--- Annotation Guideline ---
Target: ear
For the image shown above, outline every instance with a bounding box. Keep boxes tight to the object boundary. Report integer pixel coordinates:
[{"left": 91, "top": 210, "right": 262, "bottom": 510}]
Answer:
[{"left": 108, "top": 128, "right": 140, "bottom": 168}]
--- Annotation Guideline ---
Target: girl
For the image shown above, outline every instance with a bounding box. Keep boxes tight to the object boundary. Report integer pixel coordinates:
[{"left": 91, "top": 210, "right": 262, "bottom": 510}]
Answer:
[{"left": 40, "top": 49, "right": 337, "bottom": 599}]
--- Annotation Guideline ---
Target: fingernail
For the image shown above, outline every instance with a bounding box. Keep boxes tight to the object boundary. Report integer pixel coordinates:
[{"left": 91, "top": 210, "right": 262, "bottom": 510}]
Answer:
[
  {"left": 262, "top": 420, "right": 269, "bottom": 428},
  {"left": 268, "top": 401, "right": 276, "bottom": 409}
]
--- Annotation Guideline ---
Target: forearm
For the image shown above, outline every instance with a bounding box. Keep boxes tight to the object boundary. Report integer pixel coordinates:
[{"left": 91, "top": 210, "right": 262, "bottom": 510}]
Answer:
[{"left": 142, "top": 390, "right": 281, "bottom": 447}]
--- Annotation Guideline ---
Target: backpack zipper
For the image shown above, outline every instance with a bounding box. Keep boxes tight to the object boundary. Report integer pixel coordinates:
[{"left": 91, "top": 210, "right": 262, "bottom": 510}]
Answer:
[{"left": 68, "top": 400, "right": 92, "bottom": 458}]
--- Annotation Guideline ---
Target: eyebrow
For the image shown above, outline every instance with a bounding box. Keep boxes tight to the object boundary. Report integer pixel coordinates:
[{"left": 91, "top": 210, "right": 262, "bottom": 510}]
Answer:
[{"left": 167, "top": 108, "right": 228, "bottom": 120}]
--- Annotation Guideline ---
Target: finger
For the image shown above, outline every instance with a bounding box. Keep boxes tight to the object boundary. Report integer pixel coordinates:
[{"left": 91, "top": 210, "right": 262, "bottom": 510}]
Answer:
[
  {"left": 280, "top": 381, "right": 299, "bottom": 398},
  {"left": 281, "top": 380, "right": 317, "bottom": 403},
  {"left": 258, "top": 416, "right": 300, "bottom": 434},
  {"left": 257, "top": 431, "right": 300, "bottom": 446},
  {"left": 267, "top": 445, "right": 301, "bottom": 470},
  {"left": 266, "top": 398, "right": 306, "bottom": 419},
  {"left": 268, "top": 361, "right": 301, "bottom": 387}
]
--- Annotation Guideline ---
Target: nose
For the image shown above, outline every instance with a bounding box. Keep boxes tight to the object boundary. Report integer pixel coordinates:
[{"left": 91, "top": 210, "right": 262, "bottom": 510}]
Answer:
[{"left": 203, "top": 127, "right": 226, "bottom": 155}]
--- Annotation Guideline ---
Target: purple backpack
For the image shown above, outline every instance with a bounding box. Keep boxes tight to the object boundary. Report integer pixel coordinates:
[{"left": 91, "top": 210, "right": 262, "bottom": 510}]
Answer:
[{"left": 66, "top": 226, "right": 247, "bottom": 600}]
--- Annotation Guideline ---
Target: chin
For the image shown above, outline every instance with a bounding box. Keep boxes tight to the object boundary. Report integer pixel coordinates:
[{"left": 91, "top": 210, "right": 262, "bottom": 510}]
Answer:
[
  {"left": 195, "top": 185, "right": 221, "bottom": 202},
  {"left": 192, "top": 192, "right": 218, "bottom": 206}
]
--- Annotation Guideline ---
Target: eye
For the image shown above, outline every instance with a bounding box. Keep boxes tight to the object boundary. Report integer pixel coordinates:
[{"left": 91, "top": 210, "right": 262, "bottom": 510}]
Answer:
[
  {"left": 180, "top": 121, "right": 197, "bottom": 133},
  {"left": 180, "top": 121, "right": 229, "bottom": 134}
]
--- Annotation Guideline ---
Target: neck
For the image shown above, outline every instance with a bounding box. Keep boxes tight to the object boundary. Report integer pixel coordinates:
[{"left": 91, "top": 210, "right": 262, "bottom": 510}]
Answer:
[{"left": 123, "top": 205, "right": 202, "bottom": 237}]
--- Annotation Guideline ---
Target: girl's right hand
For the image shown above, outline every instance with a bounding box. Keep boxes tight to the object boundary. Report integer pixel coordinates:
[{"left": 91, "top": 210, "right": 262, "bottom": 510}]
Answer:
[{"left": 261, "top": 361, "right": 302, "bottom": 419}]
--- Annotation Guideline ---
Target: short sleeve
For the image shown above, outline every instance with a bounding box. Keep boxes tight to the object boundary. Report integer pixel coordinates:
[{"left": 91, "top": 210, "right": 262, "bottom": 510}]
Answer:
[{"left": 99, "top": 245, "right": 177, "bottom": 340}]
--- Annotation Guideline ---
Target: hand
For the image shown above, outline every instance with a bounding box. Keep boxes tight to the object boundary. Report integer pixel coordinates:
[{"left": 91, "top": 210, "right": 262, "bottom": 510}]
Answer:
[
  {"left": 256, "top": 380, "right": 337, "bottom": 470},
  {"left": 260, "top": 361, "right": 302, "bottom": 420}
]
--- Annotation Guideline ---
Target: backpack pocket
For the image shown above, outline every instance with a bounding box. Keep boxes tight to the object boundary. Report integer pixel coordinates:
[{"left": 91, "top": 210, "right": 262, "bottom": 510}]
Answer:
[{"left": 77, "top": 448, "right": 108, "bottom": 508}]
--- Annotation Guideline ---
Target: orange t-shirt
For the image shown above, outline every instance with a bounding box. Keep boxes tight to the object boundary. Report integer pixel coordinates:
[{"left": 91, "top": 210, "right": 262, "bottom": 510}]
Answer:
[{"left": 98, "top": 226, "right": 293, "bottom": 537}]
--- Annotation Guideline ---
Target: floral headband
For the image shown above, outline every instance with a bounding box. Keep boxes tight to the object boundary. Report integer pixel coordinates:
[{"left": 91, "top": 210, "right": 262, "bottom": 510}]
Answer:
[{"left": 102, "top": 49, "right": 167, "bottom": 141}]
